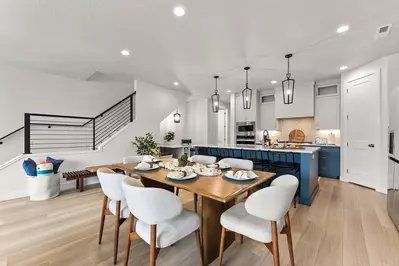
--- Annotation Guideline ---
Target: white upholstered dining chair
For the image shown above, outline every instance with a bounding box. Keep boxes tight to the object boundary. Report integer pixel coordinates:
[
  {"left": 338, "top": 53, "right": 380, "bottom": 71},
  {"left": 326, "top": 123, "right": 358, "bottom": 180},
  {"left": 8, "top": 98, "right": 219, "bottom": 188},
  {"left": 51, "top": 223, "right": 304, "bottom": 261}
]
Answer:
[
  {"left": 122, "top": 177, "right": 204, "bottom": 266},
  {"left": 176, "top": 155, "right": 217, "bottom": 212},
  {"left": 97, "top": 167, "right": 131, "bottom": 265},
  {"left": 220, "top": 158, "right": 253, "bottom": 170},
  {"left": 191, "top": 155, "right": 217, "bottom": 164},
  {"left": 122, "top": 156, "right": 144, "bottom": 178},
  {"left": 218, "top": 174, "right": 298, "bottom": 266}
]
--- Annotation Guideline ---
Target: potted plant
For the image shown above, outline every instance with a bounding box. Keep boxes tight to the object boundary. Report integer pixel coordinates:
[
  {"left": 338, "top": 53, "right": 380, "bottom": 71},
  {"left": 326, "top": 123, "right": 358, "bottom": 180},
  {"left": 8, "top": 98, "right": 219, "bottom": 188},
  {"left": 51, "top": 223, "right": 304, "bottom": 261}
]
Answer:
[
  {"left": 178, "top": 154, "right": 188, "bottom": 167},
  {"left": 132, "top": 132, "right": 161, "bottom": 157},
  {"left": 164, "top": 131, "right": 175, "bottom": 144}
]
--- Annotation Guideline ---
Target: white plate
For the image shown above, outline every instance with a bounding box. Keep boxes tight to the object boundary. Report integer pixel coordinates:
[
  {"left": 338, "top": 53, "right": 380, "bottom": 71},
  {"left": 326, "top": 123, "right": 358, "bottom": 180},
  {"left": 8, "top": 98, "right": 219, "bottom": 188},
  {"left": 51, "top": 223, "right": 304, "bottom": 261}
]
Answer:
[
  {"left": 195, "top": 169, "right": 221, "bottom": 176},
  {"left": 225, "top": 171, "right": 258, "bottom": 180},
  {"left": 134, "top": 164, "right": 160, "bottom": 171},
  {"left": 166, "top": 172, "right": 197, "bottom": 180}
]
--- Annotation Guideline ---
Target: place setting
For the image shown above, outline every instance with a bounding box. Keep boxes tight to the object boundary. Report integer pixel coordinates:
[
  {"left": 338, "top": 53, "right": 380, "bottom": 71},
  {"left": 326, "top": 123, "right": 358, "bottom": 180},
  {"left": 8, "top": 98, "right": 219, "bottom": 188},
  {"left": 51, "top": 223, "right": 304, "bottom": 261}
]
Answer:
[
  {"left": 134, "top": 161, "right": 161, "bottom": 172},
  {"left": 223, "top": 170, "right": 259, "bottom": 184},
  {"left": 165, "top": 166, "right": 198, "bottom": 183}
]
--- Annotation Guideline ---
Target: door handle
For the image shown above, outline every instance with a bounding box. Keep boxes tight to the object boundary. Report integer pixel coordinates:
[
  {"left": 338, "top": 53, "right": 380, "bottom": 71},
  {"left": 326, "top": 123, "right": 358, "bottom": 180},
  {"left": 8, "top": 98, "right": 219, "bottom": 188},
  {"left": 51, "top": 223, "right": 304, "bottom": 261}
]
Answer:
[{"left": 368, "top": 144, "right": 375, "bottom": 148}]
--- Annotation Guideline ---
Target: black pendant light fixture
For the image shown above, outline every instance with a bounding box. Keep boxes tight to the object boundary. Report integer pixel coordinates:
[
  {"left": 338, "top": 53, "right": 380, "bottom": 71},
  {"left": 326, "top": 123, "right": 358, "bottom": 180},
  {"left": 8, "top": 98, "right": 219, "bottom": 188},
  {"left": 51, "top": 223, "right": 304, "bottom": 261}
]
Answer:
[
  {"left": 173, "top": 108, "right": 181, "bottom": 123},
  {"left": 282, "top": 54, "right": 295, "bottom": 105},
  {"left": 211, "top": 76, "right": 220, "bottom": 113},
  {"left": 242, "top": 66, "right": 252, "bottom": 109}
]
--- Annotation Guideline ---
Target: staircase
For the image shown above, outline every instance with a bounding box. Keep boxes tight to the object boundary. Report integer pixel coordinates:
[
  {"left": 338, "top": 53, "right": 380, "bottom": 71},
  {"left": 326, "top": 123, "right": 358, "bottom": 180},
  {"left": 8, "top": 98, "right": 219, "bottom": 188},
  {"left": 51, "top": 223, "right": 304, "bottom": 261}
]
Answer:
[{"left": 0, "top": 92, "right": 136, "bottom": 155}]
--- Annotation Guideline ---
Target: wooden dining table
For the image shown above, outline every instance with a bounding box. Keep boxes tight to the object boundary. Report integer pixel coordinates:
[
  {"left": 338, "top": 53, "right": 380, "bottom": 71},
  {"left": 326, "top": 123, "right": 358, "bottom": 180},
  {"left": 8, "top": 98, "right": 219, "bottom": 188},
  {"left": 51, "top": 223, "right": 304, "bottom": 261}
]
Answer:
[{"left": 86, "top": 158, "right": 275, "bottom": 265}]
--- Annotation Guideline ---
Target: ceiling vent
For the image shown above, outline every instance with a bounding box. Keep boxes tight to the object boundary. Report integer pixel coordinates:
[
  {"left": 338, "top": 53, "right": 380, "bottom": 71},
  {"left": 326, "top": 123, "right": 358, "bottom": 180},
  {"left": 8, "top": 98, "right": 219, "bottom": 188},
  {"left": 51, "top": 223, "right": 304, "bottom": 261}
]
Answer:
[{"left": 375, "top": 24, "right": 392, "bottom": 40}]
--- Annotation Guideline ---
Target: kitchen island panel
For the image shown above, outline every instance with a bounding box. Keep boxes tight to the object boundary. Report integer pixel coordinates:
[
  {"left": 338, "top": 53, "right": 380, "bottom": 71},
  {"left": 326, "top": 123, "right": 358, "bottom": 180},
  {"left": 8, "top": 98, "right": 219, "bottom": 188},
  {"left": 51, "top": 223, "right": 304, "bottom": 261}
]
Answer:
[{"left": 194, "top": 145, "right": 319, "bottom": 206}]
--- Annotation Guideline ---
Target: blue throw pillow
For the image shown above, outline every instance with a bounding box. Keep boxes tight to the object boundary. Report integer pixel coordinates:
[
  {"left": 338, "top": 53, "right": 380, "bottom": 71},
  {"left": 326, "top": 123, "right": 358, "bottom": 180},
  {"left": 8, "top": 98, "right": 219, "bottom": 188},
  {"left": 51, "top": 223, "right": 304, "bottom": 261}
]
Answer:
[
  {"left": 46, "top": 156, "right": 64, "bottom": 174},
  {"left": 23, "top": 158, "right": 37, "bottom": 176}
]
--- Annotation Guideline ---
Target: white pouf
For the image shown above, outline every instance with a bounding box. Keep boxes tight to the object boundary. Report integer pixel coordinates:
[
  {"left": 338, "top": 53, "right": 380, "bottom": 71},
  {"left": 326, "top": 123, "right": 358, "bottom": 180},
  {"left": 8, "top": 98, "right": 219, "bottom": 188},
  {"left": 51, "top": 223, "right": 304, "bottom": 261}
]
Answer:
[{"left": 27, "top": 173, "right": 61, "bottom": 201}]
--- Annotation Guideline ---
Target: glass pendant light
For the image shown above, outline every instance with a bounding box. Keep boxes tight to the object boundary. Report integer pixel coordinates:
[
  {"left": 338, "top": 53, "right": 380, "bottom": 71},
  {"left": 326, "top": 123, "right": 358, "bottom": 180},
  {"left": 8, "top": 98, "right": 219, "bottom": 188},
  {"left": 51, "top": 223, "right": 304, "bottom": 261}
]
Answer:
[
  {"left": 211, "top": 76, "right": 220, "bottom": 113},
  {"left": 242, "top": 66, "right": 252, "bottom": 109},
  {"left": 174, "top": 108, "right": 181, "bottom": 123},
  {"left": 282, "top": 54, "right": 295, "bottom": 105}
]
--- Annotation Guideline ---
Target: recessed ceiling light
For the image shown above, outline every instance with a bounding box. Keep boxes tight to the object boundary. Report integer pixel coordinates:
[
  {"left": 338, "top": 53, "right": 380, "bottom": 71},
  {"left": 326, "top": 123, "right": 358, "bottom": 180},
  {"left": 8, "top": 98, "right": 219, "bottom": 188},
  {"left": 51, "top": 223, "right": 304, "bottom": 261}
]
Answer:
[
  {"left": 340, "top": 65, "right": 348, "bottom": 70},
  {"left": 271, "top": 80, "right": 277, "bottom": 84},
  {"left": 337, "top": 25, "right": 349, "bottom": 33},
  {"left": 174, "top": 81, "right": 179, "bottom": 86},
  {"left": 174, "top": 6, "right": 185, "bottom": 17},
  {"left": 226, "top": 90, "right": 232, "bottom": 93},
  {"left": 121, "top": 50, "right": 130, "bottom": 56}
]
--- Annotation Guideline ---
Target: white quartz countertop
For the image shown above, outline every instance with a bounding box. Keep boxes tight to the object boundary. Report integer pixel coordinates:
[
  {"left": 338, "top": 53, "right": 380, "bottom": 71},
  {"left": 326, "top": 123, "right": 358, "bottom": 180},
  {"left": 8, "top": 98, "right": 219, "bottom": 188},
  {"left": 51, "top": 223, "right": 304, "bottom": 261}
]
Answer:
[
  {"left": 193, "top": 144, "right": 320, "bottom": 154},
  {"left": 255, "top": 143, "right": 341, "bottom": 148},
  {"left": 158, "top": 144, "right": 186, "bottom": 148}
]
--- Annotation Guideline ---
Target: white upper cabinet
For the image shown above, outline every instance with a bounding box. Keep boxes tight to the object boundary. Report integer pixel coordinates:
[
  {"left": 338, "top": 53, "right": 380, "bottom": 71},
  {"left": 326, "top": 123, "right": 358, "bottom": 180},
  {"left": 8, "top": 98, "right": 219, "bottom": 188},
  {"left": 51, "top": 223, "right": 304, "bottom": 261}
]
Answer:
[
  {"left": 275, "top": 82, "right": 315, "bottom": 119},
  {"left": 315, "top": 83, "right": 340, "bottom": 130},
  {"left": 235, "top": 91, "right": 258, "bottom": 123},
  {"left": 259, "top": 93, "right": 277, "bottom": 130}
]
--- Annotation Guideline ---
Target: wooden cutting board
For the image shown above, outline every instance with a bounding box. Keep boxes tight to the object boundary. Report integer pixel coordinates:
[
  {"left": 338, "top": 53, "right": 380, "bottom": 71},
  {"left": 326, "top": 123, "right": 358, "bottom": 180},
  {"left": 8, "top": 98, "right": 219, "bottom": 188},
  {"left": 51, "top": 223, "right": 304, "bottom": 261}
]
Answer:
[{"left": 289, "top": 129, "right": 305, "bottom": 143}]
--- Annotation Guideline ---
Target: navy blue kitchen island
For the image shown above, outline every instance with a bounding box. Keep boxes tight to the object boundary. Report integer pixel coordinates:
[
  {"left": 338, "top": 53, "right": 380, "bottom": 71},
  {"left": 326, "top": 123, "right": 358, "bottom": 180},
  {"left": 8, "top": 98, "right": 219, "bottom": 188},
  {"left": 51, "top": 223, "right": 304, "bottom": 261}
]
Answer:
[{"left": 194, "top": 144, "right": 320, "bottom": 206}]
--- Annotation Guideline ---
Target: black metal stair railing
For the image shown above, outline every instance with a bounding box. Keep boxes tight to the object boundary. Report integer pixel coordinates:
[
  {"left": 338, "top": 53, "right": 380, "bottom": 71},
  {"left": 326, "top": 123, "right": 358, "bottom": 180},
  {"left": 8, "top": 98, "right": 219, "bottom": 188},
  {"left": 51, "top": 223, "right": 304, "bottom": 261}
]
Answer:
[{"left": 0, "top": 92, "right": 136, "bottom": 154}]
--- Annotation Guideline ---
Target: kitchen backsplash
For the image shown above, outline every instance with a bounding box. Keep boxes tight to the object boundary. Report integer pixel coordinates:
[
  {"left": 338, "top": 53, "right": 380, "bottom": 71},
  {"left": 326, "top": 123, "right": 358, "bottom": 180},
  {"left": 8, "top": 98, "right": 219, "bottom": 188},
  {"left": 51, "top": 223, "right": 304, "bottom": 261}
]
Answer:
[{"left": 257, "top": 117, "right": 340, "bottom": 144}]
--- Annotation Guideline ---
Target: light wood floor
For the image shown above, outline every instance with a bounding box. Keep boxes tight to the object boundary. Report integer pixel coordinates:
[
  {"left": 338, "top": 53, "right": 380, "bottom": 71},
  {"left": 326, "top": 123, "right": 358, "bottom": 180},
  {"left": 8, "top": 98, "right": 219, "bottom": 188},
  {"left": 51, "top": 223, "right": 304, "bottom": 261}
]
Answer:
[{"left": 1, "top": 178, "right": 399, "bottom": 266}]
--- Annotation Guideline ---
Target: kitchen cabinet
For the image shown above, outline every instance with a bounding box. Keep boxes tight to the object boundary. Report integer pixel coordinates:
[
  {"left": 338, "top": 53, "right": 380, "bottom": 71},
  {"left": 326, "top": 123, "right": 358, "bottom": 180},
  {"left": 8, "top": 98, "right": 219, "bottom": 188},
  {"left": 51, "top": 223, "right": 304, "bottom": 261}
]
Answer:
[
  {"left": 318, "top": 146, "right": 341, "bottom": 178},
  {"left": 275, "top": 82, "right": 315, "bottom": 119},
  {"left": 235, "top": 91, "right": 258, "bottom": 123},
  {"left": 315, "top": 95, "right": 339, "bottom": 130},
  {"left": 302, "top": 145, "right": 341, "bottom": 178},
  {"left": 259, "top": 93, "right": 277, "bottom": 130},
  {"left": 315, "top": 83, "right": 340, "bottom": 130}
]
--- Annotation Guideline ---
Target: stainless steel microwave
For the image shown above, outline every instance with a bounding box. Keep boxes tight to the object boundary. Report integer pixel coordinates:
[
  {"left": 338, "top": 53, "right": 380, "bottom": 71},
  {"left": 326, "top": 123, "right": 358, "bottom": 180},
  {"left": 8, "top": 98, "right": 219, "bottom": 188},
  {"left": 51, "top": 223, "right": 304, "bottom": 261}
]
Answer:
[{"left": 236, "top": 122, "right": 255, "bottom": 133}]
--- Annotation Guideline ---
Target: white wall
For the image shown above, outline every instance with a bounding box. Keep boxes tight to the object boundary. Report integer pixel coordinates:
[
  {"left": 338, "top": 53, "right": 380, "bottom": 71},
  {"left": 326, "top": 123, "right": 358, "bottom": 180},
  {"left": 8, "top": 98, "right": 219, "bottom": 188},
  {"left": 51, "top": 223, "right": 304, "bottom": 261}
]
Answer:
[
  {"left": 0, "top": 64, "right": 134, "bottom": 163},
  {"left": 159, "top": 98, "right": 230, "bottom": 146},
  {"left": 0, "top": 79, "right": 190, "bottom": 201}
]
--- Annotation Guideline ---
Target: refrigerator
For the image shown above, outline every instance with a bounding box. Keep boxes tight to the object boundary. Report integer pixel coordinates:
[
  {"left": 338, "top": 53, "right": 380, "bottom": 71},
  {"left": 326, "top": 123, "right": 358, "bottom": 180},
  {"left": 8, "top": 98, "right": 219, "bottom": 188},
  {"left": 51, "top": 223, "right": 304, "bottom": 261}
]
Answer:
[{"left": 388, "top": 82, "right": 399, "bottom": 230}]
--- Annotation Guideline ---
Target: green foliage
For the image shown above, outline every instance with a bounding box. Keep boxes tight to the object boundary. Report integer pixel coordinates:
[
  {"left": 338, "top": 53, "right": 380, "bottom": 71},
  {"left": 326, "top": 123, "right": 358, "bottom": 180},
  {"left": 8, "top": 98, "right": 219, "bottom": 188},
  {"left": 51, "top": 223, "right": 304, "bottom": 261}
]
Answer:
[
  {"left": 164, "top": 131, "right": 175, "bottom": 142},
  {"left": 178, "top": 153, "right": 188, "bottom": 166},
  {"left": 132, "top": 132, "right": 161, "bottom": 157},
  {"left": 179, "top": 153, "right": 188, "bottom": 162}
]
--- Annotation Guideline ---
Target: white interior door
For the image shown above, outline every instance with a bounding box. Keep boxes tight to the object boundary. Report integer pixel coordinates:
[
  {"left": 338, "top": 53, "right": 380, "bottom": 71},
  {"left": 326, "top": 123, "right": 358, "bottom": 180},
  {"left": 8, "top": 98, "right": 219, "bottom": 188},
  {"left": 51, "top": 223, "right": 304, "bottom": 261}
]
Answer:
[
  {"left": 217, "top": 110, "right": 227, "bottom": 146},
  {"left": 345, "top": 72, "right": 380, "bottom": 189}
]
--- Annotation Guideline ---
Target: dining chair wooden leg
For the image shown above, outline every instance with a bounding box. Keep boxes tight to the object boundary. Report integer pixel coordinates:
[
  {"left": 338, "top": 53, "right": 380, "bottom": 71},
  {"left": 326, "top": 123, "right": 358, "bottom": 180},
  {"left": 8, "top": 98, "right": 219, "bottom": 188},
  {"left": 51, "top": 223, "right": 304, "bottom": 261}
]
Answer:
[
  {"left": 113, "top": 201, "right": 121, "bottom": 265},
  {"left": 285, "top": 213, "right": 295, "bottom": 266},
  {"left": 240, "top": 234, "right": 244, "bottom": 244},
  {"left": 124, "top": 214, "right": 133, "bottom": 266},
  {"left": 194, "top": 194, "right": 198, "bottom": 213},
  {"left": 150, "top": 224, "right": 157, "bottom": 266},
  {"left": 195, "top": 229, "right": 204, "bottom": 266},
  {"left": 98, "top": 195, "right": 108, "bottom": 244},
  {"left": 218, "top": 227, "right": 226, "bottom": 266},
  {"left": 271, "top": 221, "right": 280, "bottom": 266},
  {"left": 175, "top": 188, "right": 180, "bottom": 196}
]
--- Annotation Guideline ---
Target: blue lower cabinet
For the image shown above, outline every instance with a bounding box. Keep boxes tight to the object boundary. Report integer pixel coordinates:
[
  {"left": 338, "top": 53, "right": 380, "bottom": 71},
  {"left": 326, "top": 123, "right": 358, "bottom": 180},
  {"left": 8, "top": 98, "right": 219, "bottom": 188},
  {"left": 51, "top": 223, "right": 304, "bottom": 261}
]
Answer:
[{"left": 317, "top": 146, "right": 340, "bottom": 179}]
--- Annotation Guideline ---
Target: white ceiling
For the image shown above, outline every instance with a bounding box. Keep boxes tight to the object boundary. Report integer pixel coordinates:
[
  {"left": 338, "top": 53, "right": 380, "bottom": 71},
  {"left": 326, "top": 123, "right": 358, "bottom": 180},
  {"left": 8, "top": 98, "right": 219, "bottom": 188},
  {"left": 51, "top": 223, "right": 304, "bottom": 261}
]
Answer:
[{"left": 1, "top": 0, "right": 399, "bottom": 100}]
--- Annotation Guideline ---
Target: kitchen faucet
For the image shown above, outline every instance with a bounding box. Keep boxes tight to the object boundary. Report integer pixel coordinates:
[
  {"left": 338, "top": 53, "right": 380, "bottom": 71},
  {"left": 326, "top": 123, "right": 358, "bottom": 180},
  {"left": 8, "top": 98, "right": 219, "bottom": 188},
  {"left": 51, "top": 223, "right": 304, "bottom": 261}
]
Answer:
[{"left": 262, "top": 129, "right": 270, "bottom": 146}]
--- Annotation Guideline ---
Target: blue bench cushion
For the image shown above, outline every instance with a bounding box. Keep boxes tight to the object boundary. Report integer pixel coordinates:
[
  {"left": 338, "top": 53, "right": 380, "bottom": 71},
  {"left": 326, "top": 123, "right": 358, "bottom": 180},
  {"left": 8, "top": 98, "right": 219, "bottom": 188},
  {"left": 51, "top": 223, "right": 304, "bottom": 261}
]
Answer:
[
  {"left": 23, "top": 158, "right": 37, "bottom": 176},
  {"left": 46, "top": 156, "right": 64, "bottom": 174}
]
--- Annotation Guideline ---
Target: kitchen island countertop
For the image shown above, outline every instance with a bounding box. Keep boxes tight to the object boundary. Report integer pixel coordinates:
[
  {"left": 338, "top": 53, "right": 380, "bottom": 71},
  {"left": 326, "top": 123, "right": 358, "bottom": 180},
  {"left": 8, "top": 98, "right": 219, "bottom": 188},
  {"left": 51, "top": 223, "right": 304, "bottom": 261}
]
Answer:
[{"left": 193, "top": 144, "right": 320, "bottom": 154}]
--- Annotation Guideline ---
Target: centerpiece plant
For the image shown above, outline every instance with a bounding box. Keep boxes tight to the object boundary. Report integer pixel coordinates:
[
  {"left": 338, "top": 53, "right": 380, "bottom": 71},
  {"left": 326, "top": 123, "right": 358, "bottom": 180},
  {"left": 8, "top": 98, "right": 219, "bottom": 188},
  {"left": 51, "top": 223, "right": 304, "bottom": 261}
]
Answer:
[{"left": 132, "top": 132, "right": 161, "bottom": 157}]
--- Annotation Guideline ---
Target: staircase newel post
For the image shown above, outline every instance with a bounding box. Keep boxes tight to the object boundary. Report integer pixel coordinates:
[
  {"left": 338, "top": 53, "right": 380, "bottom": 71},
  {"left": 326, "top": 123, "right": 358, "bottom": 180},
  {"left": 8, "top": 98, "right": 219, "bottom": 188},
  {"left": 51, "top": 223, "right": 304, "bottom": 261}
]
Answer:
[
  {"left": 92, "top": 119, "right": 96, "bottom": 150},
  {"left": 24, "top": 113, "right": 31, "bottom": 154},
  {"left": 130, "top": 94, "right": 133, "bottom": 122}
]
